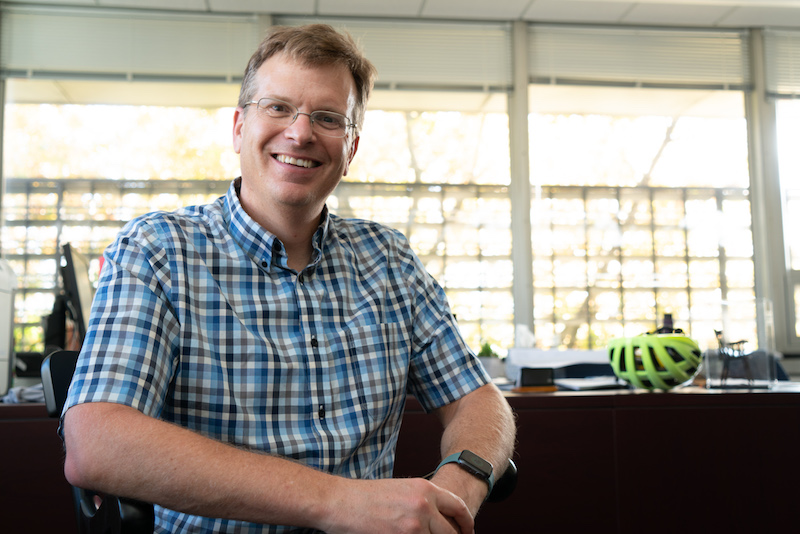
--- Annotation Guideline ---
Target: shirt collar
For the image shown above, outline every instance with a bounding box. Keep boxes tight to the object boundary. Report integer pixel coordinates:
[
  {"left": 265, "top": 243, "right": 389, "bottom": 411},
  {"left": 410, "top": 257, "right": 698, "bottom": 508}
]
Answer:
[{"left": 225, "top": 178, "right": 331, "bottom": 272}]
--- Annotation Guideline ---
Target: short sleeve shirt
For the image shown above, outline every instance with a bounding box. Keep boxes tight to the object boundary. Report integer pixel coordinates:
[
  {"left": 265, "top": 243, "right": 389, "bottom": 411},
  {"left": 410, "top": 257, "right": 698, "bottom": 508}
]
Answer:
[{"left": 64, "top": 178, "right": 490, "bottom": 533}]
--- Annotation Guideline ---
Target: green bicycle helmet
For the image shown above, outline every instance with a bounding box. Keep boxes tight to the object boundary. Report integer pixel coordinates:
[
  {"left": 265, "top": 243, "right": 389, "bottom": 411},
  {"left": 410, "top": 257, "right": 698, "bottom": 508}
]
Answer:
[{"left": 608, "top": 333, "right": 702, "bottom": 390}]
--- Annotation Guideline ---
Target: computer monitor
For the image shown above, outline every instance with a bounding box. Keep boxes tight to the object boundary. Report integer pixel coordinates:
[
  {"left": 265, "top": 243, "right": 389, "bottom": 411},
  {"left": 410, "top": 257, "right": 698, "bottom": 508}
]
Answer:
[{"left": 61, "top": 243, "right": 95, "bottom": 343}]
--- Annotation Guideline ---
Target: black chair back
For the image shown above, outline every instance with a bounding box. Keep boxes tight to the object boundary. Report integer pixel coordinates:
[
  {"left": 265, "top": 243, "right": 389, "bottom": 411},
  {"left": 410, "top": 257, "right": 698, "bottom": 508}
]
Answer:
[
  {"left": 41, "top": 350, "right": 154, "bottom": 534},
  {"left": 41, "top": 349, "right": 79, "bottom": 417}
]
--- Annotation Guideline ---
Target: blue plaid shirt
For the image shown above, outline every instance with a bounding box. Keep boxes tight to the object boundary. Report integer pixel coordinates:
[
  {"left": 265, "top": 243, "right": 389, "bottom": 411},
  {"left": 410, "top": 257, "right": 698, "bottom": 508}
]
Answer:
[{"left": 65, "top": 178, "right": 489, "bottom": 533}]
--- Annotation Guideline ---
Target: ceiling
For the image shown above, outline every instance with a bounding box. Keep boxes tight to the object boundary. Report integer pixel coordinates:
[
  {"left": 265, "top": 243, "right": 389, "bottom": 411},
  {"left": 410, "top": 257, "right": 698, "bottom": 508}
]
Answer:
[{"left": 7, "top": 0, "right": 800, "bottom": 28}]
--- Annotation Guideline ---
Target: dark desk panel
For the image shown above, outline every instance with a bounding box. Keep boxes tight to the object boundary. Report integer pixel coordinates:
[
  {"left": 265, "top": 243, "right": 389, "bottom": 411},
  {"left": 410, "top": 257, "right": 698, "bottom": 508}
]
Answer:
[
  {"left": 4, "top": 388, "right": 800, "bottom": 534},
  {"left": 395, "top": 395, "right": 618, "bottom": 533},
  {"left": 612, "top": 392, "right": 800, "bottom": 534},
  {"left": 0, "top": 404, "right": 77, "bottom": 534},
  {"left": 398, "top": 389, "right": 800, "bottom": 533}
]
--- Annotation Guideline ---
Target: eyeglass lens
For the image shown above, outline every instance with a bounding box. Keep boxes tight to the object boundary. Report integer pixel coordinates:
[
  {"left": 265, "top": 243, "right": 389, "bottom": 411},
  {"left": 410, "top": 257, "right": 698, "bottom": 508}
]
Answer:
[{"left": 253, "top": 98, "right": 351, "bottom": 137}]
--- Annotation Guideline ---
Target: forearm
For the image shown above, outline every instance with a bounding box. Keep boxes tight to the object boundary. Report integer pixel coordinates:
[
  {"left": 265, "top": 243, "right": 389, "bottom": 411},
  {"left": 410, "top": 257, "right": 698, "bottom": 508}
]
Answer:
[
  {"left": 439, "top": 384, "right": 515, "bottom": 471},
  {"left": 64, "top": 402, "right": 475, "bottom": 533},
  {"left": 430, "top": 384, "right": 516, "bottom": 514},
  {"left": 63, "top": 402, "right": 335, "bottom": 528}
]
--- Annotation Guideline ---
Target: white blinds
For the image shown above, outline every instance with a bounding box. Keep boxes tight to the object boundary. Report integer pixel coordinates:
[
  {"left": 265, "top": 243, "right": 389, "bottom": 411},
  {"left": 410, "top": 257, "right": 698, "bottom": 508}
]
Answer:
[
  {"left": 1, "top": 8, "right": 514, "bottom": 91},
  {"left": 765, "top": 29, "right": 800, "bottom": 97},
  {"left": 277, "top": 17, "right": 513, "bottom": 91},
  {"left": 0, "top": 6, "right": 260, "bottom": 81},
  {"left": 528, "top": 25, "right": 751, "bottom": 89},
  {"left": 2, "top": 8, "right": 762, "bottom": 93}
]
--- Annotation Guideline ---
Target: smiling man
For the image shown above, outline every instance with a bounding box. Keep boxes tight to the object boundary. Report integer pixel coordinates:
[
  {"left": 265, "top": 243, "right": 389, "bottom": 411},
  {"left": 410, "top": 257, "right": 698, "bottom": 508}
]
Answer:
[
  {"left": 61, "top": 24, "right": 515, "bottom": 534},
  {"left": 233, "top": 48, "right": 359, "bottom": 271}
]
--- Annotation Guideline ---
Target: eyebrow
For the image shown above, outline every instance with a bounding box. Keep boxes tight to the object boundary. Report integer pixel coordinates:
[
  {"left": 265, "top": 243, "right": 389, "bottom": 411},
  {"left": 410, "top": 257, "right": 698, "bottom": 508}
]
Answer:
[{"left": 264, "top": 95, "right": 349, "bottom": 116}]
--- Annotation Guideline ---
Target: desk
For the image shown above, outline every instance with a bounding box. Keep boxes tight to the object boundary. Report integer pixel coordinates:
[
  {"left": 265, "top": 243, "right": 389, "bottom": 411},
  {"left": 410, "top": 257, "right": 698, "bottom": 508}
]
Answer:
[
  {"left": 0, "top": 403, "right": 76, "bottom": 534},
  {"left": 395, "top": 388, "right": 800, "bottom": 533},
  {"left": 3, "top": 389, "right": 800, "bottom": 533}
]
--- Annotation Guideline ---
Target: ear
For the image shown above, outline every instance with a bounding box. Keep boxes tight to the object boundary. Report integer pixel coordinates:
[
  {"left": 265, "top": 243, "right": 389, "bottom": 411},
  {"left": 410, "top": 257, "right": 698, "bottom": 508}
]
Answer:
[
  {"left": 233, "top": 107, "right": 245, "bottom": 154},
  {"left": 343, "top": 135, "right": 360, "bottom": 176}
]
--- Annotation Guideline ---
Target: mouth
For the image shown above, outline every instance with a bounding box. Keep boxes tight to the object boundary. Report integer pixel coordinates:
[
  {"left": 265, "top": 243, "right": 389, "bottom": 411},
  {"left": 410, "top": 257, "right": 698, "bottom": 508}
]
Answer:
[{"left": 274, "top": 154, "right": 321, "bottom": 169}]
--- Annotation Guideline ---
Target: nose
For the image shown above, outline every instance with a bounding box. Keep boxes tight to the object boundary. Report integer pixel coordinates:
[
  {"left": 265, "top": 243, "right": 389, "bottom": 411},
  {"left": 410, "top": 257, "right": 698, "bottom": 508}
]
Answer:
[{"left": 284, "top": 112, "right": 315, "bottom": 143}]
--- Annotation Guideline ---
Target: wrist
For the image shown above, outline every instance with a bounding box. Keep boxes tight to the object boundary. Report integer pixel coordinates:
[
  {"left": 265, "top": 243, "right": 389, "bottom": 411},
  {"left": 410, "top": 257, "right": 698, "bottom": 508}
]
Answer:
[
  {"left": 429, "top": 464, "right": 486, "bottom": 516},
  {"left": 433, "top": 450, "right": 494, "bottom": 497},
  {"left": 313, "top": 474, "right": 360, "bottom": 533}
]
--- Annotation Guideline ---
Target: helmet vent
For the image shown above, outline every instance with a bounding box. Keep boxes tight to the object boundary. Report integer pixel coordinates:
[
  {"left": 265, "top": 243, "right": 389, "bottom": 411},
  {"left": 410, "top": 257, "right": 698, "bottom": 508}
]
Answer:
[
  {"left": 649, "top": 347, "right": 666, "bottom": 371},
  {"left": 666, "top": 346, "right": 685, "bottom": 362}
]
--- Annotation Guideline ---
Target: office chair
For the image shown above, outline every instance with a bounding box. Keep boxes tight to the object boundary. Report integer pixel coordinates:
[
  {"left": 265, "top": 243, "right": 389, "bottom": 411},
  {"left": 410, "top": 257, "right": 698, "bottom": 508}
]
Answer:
[{"left": 41, "top": 350, "right": 154, "bottom": 534}]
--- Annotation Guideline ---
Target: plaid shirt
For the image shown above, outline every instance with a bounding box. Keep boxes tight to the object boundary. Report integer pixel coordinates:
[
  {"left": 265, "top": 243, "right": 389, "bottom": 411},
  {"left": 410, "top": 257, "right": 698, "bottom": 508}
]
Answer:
[{"left": 65, "top": 178, "right": 489, "bottom": 533}]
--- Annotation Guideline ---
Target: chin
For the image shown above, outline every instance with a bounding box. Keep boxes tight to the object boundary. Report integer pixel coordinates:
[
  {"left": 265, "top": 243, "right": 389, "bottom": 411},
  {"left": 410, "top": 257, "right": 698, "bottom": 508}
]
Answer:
[{"left": 273, "top": 187, "right": 322, "bottom": 209}]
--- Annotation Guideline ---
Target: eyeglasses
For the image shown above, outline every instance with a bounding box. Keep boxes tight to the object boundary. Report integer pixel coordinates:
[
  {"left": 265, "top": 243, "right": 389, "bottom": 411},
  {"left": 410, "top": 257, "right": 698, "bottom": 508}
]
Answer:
[{"left": 243, "top": 97, "right": 356, "bottom": 138}]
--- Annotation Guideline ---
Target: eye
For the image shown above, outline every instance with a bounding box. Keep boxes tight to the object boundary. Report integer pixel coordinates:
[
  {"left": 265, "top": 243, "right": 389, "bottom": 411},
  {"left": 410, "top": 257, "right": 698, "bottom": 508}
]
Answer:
[
  {"left": 314, "top": 112, "right": 346, "bottom": 130},
  {"left": 261, "top": 100, "right": 292, "bottom": 116}
]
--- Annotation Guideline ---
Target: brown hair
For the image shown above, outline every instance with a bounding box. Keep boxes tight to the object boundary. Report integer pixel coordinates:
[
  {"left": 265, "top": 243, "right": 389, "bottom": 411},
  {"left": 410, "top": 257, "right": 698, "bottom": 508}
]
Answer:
[{"left": 238, "top": 24, "right": 377, "bottom": 131}]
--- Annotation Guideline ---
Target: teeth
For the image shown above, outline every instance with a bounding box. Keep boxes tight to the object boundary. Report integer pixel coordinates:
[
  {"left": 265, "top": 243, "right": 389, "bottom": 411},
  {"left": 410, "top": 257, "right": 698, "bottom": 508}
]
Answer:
[{"left": 276, "top": 154, "right": 316, "bottom": 168}]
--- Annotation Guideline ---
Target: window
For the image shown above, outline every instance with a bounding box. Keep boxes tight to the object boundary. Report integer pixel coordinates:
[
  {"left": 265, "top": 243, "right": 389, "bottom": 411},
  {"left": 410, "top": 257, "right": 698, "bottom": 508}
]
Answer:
[
  {"left": 2, "top": 81, "right": 513, "bottom": 353},
  {"left": 528, "top": 85, "right": 754, "bottom": 351},
  {"left": 2, "top": 15, "right": 787, "bottom": 359},
  {"left": 777, "top": 100, "right": 800, "bottom": 340},
  {"left": 2, "top": 94, "right": 237, "bottom": 351},
  {"left": 766, "top": 28, "right": 800, "bottom": 352}
]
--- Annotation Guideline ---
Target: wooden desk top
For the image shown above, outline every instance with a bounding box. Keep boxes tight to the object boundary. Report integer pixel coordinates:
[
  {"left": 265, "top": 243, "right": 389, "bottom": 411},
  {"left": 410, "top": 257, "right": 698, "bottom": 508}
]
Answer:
[
  {"left": 401, "top": 384, "right": 800, "bottom": 412},
  {"left": 6, "top": 384, "right": 800, "bottom": 420}
]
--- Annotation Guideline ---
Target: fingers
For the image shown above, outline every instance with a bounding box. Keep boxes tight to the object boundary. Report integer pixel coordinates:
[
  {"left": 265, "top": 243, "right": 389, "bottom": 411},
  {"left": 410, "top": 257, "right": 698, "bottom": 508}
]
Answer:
[
  {"left": 431, "top": 487, "right": 474, "bottom": 534},
  {"left": 429, "top": 514, "right": 467, "bottom": 534},
  {"left": 324, "top": 477, "right": 474, "bottom": 534},
  {"left": 432, "top": 514, "right": 470, "bottom": 534}
]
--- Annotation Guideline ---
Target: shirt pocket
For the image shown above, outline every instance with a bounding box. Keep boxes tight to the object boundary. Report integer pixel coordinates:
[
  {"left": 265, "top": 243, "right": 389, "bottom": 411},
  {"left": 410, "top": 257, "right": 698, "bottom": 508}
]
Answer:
[{"left": 336, "top": 322, "right": 409, "bottom": 426}]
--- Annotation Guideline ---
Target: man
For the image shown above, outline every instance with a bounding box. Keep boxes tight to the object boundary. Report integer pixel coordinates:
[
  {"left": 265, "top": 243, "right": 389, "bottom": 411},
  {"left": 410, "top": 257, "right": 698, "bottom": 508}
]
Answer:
[{"left": 62, "top": 24, "right": 515, "bottom": 534}]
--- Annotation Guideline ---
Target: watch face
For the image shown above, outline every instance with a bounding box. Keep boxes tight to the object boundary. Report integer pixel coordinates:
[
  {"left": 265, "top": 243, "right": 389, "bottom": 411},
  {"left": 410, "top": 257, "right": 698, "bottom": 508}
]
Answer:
[{"left": 459, "top": 450, "right": 493, "bottom": 479}]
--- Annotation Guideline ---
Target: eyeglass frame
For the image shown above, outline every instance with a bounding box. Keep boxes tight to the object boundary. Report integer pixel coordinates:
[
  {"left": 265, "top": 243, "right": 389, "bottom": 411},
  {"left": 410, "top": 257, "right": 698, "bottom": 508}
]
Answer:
[{"left": 242, "top": 97, "right": 358, "bottom": 138}]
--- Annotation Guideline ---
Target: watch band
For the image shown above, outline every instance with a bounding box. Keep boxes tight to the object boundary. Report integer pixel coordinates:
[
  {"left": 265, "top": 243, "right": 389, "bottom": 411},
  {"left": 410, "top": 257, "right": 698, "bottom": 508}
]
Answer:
[{"left": 435, "top": 450, "right": 495, "bottom": 497}]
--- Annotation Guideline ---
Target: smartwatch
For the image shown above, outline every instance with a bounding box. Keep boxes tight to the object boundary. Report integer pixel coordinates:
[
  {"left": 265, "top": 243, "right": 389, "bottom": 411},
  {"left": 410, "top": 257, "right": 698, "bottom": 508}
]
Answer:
[{"left": 434, "top": 450, "right": 495, "bottom": 496}]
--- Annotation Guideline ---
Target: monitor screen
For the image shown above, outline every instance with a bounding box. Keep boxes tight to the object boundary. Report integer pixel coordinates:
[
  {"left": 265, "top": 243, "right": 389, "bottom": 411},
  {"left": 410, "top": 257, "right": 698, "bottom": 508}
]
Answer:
[{"left": 61, "top": 243, "right": 95, "bottom": 343}]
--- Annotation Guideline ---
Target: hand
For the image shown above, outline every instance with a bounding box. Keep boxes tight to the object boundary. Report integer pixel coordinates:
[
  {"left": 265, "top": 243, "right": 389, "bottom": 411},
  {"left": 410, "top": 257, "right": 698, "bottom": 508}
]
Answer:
[
  {"left": 428, "top": 463, "right": 489, "bottom": 519},
  {"left": 322, "top": 477, "right": 474, "bottom": 534}
]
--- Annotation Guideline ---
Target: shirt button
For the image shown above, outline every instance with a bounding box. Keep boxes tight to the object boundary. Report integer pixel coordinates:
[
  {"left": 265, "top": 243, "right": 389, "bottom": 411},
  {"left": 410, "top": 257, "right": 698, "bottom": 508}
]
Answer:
[
  {"left": 260, "top": 260, "right": 268, "bottom": 268},
  {"left": 318, "top": 404, "right": 326, "bottom": 419},
  {"left": 310, "top": 336, "right": 318, "bottom": 348}
]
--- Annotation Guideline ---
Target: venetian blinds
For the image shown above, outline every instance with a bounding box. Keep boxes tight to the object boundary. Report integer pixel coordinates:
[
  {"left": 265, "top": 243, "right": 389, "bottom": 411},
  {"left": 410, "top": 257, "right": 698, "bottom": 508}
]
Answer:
[
  {"left": 1, "top": 7, "right": 515, "bottom": 92},
  {"left": 528, "top": 25, "right": 751, "bottom": 90},
  {"left": 0, "top": 5, "right": 260, "bottom": 82},
  {"left": 277, "top": 17, "right": 514, "bottom": 92},
  {"left": 765, "top": 29, "right": 800, "bottom": 98}
]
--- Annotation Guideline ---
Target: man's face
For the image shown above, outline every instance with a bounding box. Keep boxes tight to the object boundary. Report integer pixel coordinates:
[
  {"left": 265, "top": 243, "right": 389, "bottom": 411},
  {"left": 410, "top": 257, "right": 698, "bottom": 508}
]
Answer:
[{"left": 233, "top": 53, "right": 359, "bottom": 221}]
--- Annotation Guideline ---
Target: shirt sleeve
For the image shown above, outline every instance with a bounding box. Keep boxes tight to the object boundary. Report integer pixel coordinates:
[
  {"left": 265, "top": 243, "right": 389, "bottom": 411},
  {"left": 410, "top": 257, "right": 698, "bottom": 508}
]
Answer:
[
  {"left": 400, "top": 239, "right": 491, "bottom": 412},
  {"left": 63, "top": 217, "right": 181, "bottom": 420}
]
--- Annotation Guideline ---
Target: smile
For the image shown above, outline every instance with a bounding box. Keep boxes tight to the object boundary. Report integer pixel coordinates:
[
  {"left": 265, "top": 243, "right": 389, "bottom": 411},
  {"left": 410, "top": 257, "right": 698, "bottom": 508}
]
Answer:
[{"left": 274, "top": 154, "right": 320, "bottom": 169}]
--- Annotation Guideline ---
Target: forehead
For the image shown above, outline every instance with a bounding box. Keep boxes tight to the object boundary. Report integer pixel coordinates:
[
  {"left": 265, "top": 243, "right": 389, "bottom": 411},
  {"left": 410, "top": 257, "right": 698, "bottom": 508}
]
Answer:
[{"left": 254, "top": 53, "right": 356, "bottom": 112}]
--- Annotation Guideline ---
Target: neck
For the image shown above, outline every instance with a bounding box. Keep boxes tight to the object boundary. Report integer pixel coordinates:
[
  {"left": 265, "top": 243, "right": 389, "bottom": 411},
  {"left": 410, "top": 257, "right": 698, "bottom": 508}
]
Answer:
[
  {"left": 268, "top": 209, "right": 322, "bottom": 271},
  {"left": 280, "top": 219, "right": 318, "bottom": 272},
  {"left": 238, "top": 189, "right": 324, "bottom": 272}
]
